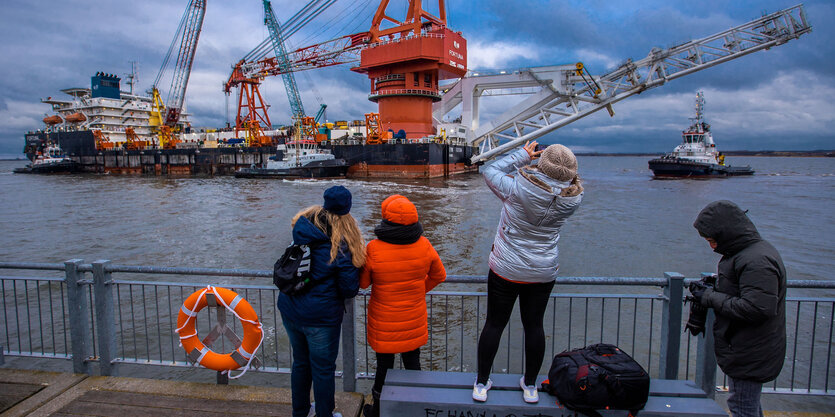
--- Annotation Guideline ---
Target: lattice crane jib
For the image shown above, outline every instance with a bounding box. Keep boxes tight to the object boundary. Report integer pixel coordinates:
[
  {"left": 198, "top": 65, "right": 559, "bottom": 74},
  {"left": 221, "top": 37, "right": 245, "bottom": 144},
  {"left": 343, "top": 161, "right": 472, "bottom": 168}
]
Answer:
[
  {"left": 465, "top": 5, "right": 811, "bottom": 163},
  {"left": 264, "top": 0, "right": 305, "bottom": 121},
  {"left": 149, "top": 0, "right": 206, "bottom": 149}
]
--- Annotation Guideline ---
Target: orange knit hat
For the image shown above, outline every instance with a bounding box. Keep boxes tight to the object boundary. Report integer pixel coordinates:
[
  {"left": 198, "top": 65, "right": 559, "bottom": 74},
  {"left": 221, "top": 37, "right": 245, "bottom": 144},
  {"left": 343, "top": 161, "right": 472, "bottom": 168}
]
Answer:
[{"left": 381, "top": 194, "right": 419, "bottom": 225}]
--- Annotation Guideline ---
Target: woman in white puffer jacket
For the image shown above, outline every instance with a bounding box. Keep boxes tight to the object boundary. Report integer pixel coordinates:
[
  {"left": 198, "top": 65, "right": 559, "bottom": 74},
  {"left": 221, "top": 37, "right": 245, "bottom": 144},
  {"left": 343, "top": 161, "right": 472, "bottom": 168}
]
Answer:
[{"left": 473, "top": 141, "right": 583, "bottom": 404}]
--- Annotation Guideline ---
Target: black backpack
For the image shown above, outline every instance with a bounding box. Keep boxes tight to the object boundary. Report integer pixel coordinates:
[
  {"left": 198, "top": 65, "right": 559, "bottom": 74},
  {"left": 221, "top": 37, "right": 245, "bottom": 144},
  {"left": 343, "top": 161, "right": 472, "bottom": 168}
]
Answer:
[
  {"left": 540, "top": 343, "right": 650, "bottom": 417},
  {"left": 273, "top": 242, "right": 317, "bottom": 295}
]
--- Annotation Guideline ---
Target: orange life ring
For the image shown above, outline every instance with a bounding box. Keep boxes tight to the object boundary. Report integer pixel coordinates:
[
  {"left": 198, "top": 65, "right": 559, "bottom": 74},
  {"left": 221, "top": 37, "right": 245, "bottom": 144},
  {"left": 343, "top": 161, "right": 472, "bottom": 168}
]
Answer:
[{"left": 176, "top": 286, "right": 262, "bottom": 372}]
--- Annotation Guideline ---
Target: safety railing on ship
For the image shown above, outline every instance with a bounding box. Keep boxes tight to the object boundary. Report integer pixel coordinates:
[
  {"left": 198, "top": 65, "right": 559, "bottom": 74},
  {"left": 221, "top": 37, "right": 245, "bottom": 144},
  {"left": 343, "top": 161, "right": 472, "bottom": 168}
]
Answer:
[{"left": 1, "top": 260, "right": 833, "bottom": 396}]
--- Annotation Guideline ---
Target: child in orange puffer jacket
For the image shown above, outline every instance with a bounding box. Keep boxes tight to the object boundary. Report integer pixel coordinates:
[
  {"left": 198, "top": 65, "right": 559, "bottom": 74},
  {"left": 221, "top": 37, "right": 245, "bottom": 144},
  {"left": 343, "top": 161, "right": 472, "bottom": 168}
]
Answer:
[{"left": 360, "top": 194, "right": 446, "bottom": 417}]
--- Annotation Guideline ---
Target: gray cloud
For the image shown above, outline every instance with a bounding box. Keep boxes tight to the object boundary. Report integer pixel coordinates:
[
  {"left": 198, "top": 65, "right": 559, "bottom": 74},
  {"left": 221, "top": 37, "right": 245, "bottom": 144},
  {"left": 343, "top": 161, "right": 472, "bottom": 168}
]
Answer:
[{"left": 1, "top": 0, "right": 832, "bottom": 157}]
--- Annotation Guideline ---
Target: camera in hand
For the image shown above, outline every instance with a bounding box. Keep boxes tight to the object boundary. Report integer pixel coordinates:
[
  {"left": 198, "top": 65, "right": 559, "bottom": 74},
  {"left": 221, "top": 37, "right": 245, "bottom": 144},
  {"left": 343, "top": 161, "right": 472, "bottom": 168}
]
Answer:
[{"left": 685, "top": 274, "right": 716, "bottom": 336}]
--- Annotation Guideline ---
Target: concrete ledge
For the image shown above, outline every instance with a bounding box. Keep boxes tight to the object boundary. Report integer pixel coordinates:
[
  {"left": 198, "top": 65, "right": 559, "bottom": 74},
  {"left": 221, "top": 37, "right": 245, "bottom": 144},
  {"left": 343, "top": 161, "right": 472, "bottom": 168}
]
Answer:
[
  {"left": 384, "top": 370, "right": 707, "bottom": 398},
  {"left": 380, "top": 370, "right": 727, "bottom": 417}
]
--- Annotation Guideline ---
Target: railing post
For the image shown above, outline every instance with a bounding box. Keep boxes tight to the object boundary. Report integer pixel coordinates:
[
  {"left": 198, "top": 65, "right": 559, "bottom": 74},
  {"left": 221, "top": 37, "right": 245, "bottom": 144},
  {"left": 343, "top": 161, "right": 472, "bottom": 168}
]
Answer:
[
  {"left": 659, "top": 272, "right": 684, "bottom": 380},
  {"left": 0, "top": 345, "right": 4, "bottom": 366},
  {"left": 93, "top": 260, "right": 118, "bottom": 376},
  {"left": 341, "top": 297, "right": 357, "bottom": 392},
  {"left": 695, "top": 309, "right": 717, "bottom": 399},
  {"left": 65, "top": 259, "right": 91, "bottom": 374}
]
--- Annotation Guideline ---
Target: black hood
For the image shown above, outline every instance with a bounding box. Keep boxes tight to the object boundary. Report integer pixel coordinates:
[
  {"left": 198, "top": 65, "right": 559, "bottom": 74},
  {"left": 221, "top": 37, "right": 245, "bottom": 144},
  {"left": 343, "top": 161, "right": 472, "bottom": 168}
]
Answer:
[{"left": 693, "top": 200, "right": 761, "bottom": 256}]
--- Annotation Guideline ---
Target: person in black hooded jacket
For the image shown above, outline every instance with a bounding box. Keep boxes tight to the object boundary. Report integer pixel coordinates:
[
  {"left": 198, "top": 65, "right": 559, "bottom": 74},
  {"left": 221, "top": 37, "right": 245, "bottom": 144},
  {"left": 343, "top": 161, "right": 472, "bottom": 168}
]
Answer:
[{"left": 691, "top": 200, "right": 786, "bottom": 417}]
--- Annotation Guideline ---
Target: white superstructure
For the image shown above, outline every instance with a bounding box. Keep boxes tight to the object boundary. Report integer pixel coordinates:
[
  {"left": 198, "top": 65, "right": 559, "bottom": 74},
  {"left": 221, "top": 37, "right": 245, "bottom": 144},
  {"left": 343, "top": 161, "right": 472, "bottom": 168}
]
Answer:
[
  {"left": 667, "top": 92, "right": 719, "bottom": 164},
  {"left": 267, "top": 140, "right": 335, "bottom": 169}
]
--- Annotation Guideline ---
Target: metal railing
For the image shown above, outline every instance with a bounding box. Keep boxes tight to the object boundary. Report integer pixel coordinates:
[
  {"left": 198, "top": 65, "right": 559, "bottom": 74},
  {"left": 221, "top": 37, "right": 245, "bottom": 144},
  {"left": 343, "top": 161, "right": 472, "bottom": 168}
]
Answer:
[{"left": 1, "top": 260, "right": 833, "bottom": 396}]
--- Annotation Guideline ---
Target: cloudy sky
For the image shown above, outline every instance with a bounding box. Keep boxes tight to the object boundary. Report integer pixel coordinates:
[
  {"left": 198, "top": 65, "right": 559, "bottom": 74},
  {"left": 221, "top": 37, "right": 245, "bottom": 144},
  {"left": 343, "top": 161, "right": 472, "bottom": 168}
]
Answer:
[{"left": 1, "top": 0, "right": 832, "bottom": 157}]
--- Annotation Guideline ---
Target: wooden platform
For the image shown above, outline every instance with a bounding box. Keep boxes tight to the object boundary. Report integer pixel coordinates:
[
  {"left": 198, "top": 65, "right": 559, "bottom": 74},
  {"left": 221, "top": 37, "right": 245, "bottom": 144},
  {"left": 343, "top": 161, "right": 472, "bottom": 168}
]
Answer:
[{"left": 0, "top": 369, "right": 363, "bottom": 417}]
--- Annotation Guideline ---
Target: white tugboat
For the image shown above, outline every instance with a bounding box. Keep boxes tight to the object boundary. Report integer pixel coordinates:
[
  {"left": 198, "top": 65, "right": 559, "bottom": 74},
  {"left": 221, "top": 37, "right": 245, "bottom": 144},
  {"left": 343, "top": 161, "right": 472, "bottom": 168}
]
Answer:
[
  {"left": 234, "top": 139, "right": 348, "bottom": 178},
  {"left": 13, "top": 144, "right": 81, "bottom": 174},
  {"left": 648, "top": 92, "right": 754, "bottom": 178}
]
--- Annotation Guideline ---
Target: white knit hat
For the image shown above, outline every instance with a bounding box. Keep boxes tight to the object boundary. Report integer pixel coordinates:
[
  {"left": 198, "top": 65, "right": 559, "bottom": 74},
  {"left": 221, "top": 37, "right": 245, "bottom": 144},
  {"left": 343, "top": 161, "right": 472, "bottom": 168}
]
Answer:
[{"left": 536, "top": 144, "right": 577, "bottom": 181}]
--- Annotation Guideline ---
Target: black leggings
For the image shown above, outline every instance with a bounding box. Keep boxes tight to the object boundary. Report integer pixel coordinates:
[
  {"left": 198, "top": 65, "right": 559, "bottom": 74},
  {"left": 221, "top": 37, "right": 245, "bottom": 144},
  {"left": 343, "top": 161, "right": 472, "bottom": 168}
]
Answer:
[
  {"left": 372, "top": 348, "right": 421, "bottom": 393},
  {"left": 477, "top": 270, "right": 555, "bottom": 386}
]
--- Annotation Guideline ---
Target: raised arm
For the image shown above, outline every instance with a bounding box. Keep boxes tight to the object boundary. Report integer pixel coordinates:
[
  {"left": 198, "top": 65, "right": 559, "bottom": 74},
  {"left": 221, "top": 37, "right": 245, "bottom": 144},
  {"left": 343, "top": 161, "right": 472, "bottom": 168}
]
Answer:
[{"left": 482, "top": 148, "right": 530, "bottom": 201}]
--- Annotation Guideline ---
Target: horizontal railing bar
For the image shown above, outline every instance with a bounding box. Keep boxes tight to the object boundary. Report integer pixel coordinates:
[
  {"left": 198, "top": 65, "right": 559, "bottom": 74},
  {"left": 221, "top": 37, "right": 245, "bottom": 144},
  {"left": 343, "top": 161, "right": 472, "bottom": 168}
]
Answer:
[
  {"left": 422, "top": 290, "right": 665, "bottom": 300},
  {"left": 0, "top": 262, "right": 66, "bottom": 271},
  {"left": 787, "top": 296, "right": 835, "bottom": 303},
  {"left": 761, "top": 388, "right": 835, "bottom": 396},
  {"left": 2, "top": 262, "right": 832, "bottom": 289},
  {"left": 104, "top": 264, "right": 270, "bottom": 278},
  {"left": 112, "top": 358, "right": 296, "bottom": 374},
  {"left": 111, "top": 280, "right": 274, "bottom": 290},
  {"left": 3, "top": 351, "right": 72, "bottom": 359},
  {"left": 784, "top": 280, "right": 835, "bottom": 289},
  {"left": 0, "top": 276, "right": 65, "bottom": 282}
]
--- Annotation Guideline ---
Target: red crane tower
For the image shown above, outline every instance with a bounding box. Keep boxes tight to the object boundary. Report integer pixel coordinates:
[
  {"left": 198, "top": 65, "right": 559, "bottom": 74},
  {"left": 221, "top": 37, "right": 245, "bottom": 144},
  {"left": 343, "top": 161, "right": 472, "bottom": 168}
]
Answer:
[{"left": 352, "top": 0, "right": 467, "bottom": 139}]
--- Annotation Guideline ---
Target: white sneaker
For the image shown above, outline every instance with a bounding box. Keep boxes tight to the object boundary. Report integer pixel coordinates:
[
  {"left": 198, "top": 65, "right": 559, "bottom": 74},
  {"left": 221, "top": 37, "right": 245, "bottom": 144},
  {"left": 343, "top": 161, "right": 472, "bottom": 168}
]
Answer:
[
  {"left": 472, "top": 379, "right": 492, "bottom": 402},
  {"left": 519, "top": 376, "right": 539, "bottom": 403},
  {"left": 307, "top": 404, "right": 342, "bottom": 417}
]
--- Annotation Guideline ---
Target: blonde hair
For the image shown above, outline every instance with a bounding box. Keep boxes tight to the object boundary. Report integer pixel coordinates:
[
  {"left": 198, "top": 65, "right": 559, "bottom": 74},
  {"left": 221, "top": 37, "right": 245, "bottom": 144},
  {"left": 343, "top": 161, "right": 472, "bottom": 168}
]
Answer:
[{"left": 291, "top": 205, "right": 367, "bottom": 268}]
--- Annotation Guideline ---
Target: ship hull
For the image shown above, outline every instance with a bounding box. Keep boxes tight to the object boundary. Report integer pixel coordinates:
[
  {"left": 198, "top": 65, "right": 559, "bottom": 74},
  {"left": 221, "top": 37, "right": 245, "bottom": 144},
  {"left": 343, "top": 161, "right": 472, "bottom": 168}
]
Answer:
[
  {"left": 13, "top": 160, "right": 83, "bottom": 174},
  {"left": 22, "top": 131, "right": 479, "bottom": 178},
  {"left": 649, "top": 158, "right": 754, "bottom": 178},
  {"left": 234, "top": 159, "right": 349, "bottom": 179},
  {"left": 324, "top": 142, "right": 478, "bottom": 178}
]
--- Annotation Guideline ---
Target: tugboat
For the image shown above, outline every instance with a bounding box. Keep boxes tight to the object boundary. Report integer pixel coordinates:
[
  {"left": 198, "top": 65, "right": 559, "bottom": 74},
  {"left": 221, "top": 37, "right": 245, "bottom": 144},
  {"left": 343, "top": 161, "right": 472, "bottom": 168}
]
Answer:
[
  {"left": 13, "top": 144, "right": 81, "bottom": 174},
  {"left": 234, "top": 139, "right": 348, "bottom": 179},
  {"left": 649, "top": 92, "right": 754, "bottom": 178}
]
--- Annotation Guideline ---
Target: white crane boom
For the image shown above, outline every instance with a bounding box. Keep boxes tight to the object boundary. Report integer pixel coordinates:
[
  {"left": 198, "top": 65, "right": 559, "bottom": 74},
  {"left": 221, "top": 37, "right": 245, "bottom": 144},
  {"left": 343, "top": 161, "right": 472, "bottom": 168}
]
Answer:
[{"left": 465, "top": 4, "right": 811, "bottom": 163}]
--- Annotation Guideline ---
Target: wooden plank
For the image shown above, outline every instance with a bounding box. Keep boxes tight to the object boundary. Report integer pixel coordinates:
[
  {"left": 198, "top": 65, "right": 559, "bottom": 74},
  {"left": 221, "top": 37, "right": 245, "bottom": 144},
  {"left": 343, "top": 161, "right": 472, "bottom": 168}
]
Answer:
[
  {"left": 58, "top": 390, "right": 291, "bottom": 416},
  {"left": 56, "top": 400, "right": 230, "bottom": 417},
  {"left": 0, "top": 382, "right": 44, "bottom": 413}
]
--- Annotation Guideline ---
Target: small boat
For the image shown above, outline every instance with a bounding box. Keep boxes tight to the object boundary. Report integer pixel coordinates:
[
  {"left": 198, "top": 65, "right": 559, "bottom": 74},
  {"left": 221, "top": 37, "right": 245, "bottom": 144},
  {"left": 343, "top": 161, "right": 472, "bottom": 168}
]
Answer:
[
  {"left": 649, "top": 92, "right": 753, "bottom": 178},
  {"left": 64, "top": 112, "right": 87, "bottom": 123},
  {"left": 234, "top": 139, "right": 348, "bottom": 178},
  {"left": 13, "top": 144, "right": 82, "bottom": 174},
  {"left": 42, "top": 115, "right": 63, "bottom": 125}
]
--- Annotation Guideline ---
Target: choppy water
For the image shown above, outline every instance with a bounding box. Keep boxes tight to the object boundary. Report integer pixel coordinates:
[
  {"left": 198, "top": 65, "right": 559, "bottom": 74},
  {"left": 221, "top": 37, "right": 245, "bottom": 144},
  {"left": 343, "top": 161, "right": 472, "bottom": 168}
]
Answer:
[{"left": 1, "top": 156, "right": 832, "bottom": 282}]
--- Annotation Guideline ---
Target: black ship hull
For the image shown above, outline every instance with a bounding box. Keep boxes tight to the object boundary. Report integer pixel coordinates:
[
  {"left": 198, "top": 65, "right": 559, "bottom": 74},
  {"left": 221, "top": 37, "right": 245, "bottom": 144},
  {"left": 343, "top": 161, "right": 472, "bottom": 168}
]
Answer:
[
  {"left": 323, "top": 142, "right": 478, "bottom": 178},
  {"left": 649, "top": 158, "right": 754, "bottom": 178},
  {"left": 234, "top": 159, "right": 349, "bottom": 179},
  {"left": 13, "top": 160, "right": 83, "bottom": 174}
]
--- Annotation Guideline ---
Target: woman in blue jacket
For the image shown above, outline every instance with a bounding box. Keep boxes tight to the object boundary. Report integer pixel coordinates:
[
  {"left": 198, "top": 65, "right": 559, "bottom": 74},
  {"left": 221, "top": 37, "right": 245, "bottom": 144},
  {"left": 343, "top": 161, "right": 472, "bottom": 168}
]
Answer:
[{"left": 278, "top": 185, "right": 366, "bottom": 417}]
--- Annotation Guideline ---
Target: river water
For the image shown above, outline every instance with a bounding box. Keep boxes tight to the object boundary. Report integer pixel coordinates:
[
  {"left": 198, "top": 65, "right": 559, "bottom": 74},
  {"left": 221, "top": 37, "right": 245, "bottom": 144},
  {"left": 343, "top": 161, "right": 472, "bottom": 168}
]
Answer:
[
  {"left": 1, "top": 156, "right": 832, "bottom": 281},
  {"left": 1, "top": 156, "right": 833, "bottom": 395}
]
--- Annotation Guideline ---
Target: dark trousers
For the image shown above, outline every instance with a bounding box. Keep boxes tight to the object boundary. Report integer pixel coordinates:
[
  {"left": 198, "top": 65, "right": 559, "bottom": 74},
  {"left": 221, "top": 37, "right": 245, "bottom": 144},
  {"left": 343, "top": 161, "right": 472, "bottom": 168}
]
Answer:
[
  {"left": 477, "top": 270, "right": 555, "bottom": 386},
  {"left": 727, "top": 377, "right": 764, "bottom": 417},
  {"left": 282, "top": 317, "right": 341, "bottom": 417},
  {"left": 372, "top": 348, "right": 421, "bottom": 393}
]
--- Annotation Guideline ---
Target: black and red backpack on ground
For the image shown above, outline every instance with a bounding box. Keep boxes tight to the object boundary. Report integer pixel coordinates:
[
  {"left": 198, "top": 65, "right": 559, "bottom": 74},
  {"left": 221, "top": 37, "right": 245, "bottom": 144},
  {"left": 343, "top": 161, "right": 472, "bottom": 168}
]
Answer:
[{"left": 540, "top": 343, "right": 650, "bottom": 417}]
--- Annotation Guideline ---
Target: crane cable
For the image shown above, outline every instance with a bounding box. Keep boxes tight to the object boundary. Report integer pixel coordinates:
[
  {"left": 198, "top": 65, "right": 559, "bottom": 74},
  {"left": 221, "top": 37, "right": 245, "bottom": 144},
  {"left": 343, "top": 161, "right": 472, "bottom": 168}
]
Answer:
[
  {"left": 154, "top": 1, "right": 193, "bottom": 88},
  {"left": 242, "top": 0, "right": 338, "bottom": 63}
]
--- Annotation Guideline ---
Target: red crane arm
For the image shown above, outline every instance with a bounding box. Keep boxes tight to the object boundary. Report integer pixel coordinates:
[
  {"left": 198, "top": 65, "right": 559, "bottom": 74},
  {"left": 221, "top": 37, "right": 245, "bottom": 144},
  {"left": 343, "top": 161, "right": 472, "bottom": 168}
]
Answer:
[{"left": 240, "top": 32, "right": 370, "bottom": 79}]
